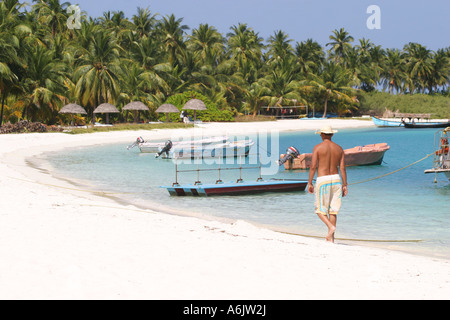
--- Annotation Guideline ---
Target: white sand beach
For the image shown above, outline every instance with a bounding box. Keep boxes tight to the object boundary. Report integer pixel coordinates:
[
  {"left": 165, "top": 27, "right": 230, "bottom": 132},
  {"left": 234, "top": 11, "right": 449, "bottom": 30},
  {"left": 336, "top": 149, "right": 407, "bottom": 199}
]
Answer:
[{"left": 1, "top": 119, "right": 449, "bottom": 300}]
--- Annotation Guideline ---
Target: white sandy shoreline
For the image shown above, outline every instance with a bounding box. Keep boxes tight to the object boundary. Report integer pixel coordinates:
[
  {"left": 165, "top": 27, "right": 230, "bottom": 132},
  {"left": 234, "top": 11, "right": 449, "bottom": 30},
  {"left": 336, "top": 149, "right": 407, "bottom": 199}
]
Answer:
[{"left": 1, "top": 119, "right": 449, "bottom": 300}]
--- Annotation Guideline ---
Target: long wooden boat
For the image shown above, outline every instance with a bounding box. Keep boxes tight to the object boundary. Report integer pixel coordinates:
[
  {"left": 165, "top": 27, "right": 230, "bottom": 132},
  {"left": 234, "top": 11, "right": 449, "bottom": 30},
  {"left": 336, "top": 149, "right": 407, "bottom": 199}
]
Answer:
[
  {"left": 404, "top": 121, "right": 450, "bottom": 129},
  {"left": 372, "top": 116, "right": 404, "bottom": 127},
  {"left": 281, "top": 143, "right": 390, "bottom": 170},
  {"left": 162, "top": 179, "right": 308, "bottom": 196}
]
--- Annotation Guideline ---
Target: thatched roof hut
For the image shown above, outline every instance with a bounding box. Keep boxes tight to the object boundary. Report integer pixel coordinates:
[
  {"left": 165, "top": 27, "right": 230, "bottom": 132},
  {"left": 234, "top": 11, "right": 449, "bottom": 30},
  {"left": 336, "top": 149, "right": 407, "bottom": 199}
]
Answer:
[
  {"left": 182, "top": 99, "right": 207, "bottom": 121},
  {"left": 94, "top": 103, "right": 119, "bottom": 114},
  {"left": 123, "top": 101, "right": 150, "bottom": 123},
  {"left": 59, "top": 104, "right": 87, "bottom": 115},
  {"left": 156, "top": 104, "right": 179, "bottom": 122},
  {"left": 93, "top": 103, "right": 119, "bottom": 124}
]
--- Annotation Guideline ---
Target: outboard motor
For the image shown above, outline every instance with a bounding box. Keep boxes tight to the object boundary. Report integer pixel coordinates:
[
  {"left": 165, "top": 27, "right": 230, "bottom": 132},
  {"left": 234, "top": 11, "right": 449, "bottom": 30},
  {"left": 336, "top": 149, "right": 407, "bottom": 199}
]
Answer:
[
  {"left": 155, "top": 140, "right": 173, "bottom": 158},
  {"left": 277, "top": 146, "right": 300, "bottom": 166},
  {"left": 127, "top": 136, "right": 145, "bottom": 150}
]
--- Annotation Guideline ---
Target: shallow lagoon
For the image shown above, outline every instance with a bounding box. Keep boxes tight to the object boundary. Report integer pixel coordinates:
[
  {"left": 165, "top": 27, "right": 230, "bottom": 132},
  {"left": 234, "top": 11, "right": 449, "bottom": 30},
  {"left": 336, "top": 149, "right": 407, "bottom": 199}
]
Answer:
[{"left": 47, "top": 127, "right": 450, "bottom": 259}]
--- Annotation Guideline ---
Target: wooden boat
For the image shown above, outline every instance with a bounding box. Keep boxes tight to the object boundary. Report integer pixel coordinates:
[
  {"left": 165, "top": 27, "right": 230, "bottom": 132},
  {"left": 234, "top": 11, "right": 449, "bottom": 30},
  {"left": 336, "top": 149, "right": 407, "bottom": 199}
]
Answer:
[
  {"left": 424, "top": 127, "right": 450, "bottom": 181},
  {"left": 281, "top": 143, "right": 390, "bottom": 170},
  {"left": 127, "top": 136, "right": 228, "bottom": 153},
  {"left": 372, "top": 116, "right": 404, "bottom": 127},
  {"left": 162, "top": 179, "right": 308, "bottom": 196},
  {"left": 161, "top": 155, "right": 308, "bottom": 196},
  {"left": 404, "top": 121, "right": 450, "bottom": 129}
]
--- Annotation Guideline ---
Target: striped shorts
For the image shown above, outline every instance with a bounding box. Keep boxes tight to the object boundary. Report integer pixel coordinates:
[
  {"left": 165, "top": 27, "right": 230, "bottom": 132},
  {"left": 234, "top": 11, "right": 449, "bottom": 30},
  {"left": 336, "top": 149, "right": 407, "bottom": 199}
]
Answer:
[{"left": 315, "top": 174, "right": 343, "bottom": 215}]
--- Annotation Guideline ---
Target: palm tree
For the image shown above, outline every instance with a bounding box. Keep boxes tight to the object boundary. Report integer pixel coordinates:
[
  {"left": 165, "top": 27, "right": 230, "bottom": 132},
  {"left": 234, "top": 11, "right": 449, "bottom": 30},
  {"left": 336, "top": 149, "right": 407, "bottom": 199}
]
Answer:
[
  {"left": 73, "top": 29, "right": 121, "bottom": 123},
  {"left": 294, "top": 39, "right": 324, "bottom": 77},
  {"left": 129, "top": 35, "right": 171, "bottom": 97},
  {"left": 188, "top": 23, "right": 225, "bottom": 67},
  {"left": 305, "top": 62, "right": 356, "bottom": 117},
  {"left": 20, "top": 44, "right": 67, "bottom": 123},
  {"left": 259, "top": 57, "right": 303, "bottom": 117},
  {"left": 266, "top": 30, "right": 294, "bottom": 65},
  {"left": 227, "top": 23, "right": 265, "bottom": 82},
  {"left": 132, "top": 7, "right": 158, "bottom": 38},
  {"left": 156, "top": 14, "right": 189, "bottom": 67},
  {"left": 428, "top": 49, "right": 450, "bottom": 93},
  {"left": 326, "top": 28, "right": 354, "bottom": 64},
  {"left": 32, "top": 0, "right": 70, "bottom": 38},
  {"left": 404, "top": 42, "right": 433, "bottom": 93},
  {"left": 381, "top": 48, "right": 406, "bottom": 94},
  {"left": 242, "top": 81, "right": 270, "bottom": 117},
  {"left": 0, "top": 38, "right": 19, "bottom": 126}
]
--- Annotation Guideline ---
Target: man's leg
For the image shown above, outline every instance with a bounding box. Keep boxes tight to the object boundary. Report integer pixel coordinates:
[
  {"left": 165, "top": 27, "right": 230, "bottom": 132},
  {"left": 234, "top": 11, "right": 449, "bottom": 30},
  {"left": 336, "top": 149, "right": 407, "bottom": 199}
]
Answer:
[
  {"left": 328, "top": 214, "right": 337, "bottom": 243},
  {"left": 316, "top": 212, "right": 336, "bottom": 243}
]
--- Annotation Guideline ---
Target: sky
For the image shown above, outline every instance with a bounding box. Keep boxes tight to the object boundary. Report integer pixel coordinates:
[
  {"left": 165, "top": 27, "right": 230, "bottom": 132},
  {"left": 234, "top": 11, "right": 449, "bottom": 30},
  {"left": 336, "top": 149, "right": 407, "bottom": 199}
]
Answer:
[{"left": 70, "top": 0, "right": 449, "bottom": 51}]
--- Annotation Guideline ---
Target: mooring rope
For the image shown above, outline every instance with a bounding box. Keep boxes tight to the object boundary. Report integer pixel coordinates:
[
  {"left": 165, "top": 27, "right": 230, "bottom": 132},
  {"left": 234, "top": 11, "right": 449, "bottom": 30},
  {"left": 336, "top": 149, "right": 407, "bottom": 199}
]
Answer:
[{"left": 349, "top": 152, "right": 435, "bottom": 186}]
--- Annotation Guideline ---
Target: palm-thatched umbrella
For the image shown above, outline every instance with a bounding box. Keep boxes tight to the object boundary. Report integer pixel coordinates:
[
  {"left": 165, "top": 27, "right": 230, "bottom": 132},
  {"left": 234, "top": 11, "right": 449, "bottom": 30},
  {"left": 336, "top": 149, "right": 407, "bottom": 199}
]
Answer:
[
  {"left": 183, "top": 99, "right": 207, "bottom": 121},
  {"left": 60, "top": 103, "right": 87, "bottom": 115},
  {"left": 94, "top": 103, "right": 119, "bottom": 124},
  {"left": 156, "top": 103, "right": 179, "bottom": 122},
  {"left": 59, "top": 104, "right": 87, "bottom": 125},
  {"left": 123, "top": 101, "right": 149, "bottom": 123}
]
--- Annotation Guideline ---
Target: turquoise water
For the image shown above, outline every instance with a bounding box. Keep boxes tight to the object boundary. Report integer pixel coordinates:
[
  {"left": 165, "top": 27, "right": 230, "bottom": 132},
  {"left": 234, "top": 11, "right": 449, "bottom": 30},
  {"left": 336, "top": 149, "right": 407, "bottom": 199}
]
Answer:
[{"left": 46, "top": 127, "right": 450, "bottom": 259}]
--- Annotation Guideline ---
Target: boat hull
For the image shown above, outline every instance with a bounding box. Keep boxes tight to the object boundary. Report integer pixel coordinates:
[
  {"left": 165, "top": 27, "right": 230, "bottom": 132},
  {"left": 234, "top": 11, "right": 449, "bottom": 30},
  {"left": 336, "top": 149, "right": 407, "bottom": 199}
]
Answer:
[
  {"left": 163, "top": 141, "right": 254, "bottom": 159},
  {"left": 162, "top": 179, "right": 308, "bottom": 196},
  {"left": 138, "top": 136, "right": 228, "bottom": 153},
  {"left": 372, "top": 116, "right": 404, "bottom": 127},
  {"left": 282, "top": 143, "right": 390, "bottom": 170},
  {"left": 404, "top": 122, "right": 450, "bottom": 129}
]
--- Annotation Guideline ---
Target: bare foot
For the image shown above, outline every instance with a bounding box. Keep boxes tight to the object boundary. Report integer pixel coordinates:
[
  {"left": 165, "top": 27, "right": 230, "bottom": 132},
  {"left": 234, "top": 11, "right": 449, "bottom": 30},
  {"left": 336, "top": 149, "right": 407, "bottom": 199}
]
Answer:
[{"left": 326, "top": 226, "right": 336, "bottom": 243}]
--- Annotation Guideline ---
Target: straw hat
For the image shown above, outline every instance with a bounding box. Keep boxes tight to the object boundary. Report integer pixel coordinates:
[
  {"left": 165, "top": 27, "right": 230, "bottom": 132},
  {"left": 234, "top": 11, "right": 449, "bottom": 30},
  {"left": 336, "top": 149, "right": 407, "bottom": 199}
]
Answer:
[{"left": 316, "top": 125, "right": 338, "bottom": 134}]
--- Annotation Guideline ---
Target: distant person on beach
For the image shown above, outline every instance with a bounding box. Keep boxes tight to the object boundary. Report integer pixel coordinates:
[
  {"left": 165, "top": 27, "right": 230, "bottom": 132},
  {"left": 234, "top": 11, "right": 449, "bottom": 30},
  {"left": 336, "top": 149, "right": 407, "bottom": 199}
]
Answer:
[{"left": 308, "top": 125, "right": 348, "bottom": 243}]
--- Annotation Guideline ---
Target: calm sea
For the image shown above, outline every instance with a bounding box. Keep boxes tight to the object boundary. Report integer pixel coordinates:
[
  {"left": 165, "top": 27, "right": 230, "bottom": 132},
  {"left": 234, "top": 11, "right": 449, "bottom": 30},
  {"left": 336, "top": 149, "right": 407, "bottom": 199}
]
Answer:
[{"left": 45, "top": 127, "right": 450, "bottom": 259}]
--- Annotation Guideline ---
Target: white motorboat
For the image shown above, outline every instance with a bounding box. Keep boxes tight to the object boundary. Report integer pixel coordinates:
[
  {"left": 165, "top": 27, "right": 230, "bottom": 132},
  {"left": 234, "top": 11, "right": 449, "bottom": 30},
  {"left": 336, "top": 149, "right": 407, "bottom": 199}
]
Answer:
[
  {"left": 127, "top": 136, "right": 228, "bottom": 153},
  {"left": 159, "top": 139, "right": 255, "bottom": 159}
]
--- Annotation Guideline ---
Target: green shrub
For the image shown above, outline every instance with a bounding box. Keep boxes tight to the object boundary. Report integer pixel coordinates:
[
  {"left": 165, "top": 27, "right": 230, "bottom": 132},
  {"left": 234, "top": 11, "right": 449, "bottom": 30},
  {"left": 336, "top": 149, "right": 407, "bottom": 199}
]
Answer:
[{"left": 358, "top": 92, "right": 450, "bottom": 118}]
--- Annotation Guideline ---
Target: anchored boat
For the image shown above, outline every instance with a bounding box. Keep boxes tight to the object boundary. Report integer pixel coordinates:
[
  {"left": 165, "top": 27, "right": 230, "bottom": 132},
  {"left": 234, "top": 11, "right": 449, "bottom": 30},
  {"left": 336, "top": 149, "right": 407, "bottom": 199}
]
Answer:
[
  {"left": 156, "top": 139, "right": 254, "bottom": 159},
  {"left": 424, "top": 127, "right": 450, "bottom": 182},
  {"left": 161, "top": 157, "right": 308, "bottom": 196},
  {"left": 404, "top": 121, "right": 450, "bottom": 129},
  {"left": 372, "top": 116, "right": 404, "bottom": 127},
  {"left": 164, "top": 179, "right": 308, "bottom": 196},
  {"left": 279, "top": 143, "right": 390, "bottom": 170},
  {"left": 127, "top": 136, "right": 228, "bottom": 153}
]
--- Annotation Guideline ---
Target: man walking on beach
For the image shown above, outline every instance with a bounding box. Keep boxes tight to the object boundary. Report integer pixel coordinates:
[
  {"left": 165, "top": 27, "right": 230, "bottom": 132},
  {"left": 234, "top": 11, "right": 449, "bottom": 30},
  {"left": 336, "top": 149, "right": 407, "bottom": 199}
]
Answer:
[{"left": 308, "top": 125, "right": 348, "bottom": 243}]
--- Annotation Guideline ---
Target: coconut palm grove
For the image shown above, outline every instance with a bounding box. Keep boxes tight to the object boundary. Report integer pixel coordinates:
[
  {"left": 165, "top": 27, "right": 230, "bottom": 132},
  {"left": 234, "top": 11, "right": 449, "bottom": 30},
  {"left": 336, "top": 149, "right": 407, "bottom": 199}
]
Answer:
[{"left": 0, "top": 0, "right": 449, "bottom": 129}]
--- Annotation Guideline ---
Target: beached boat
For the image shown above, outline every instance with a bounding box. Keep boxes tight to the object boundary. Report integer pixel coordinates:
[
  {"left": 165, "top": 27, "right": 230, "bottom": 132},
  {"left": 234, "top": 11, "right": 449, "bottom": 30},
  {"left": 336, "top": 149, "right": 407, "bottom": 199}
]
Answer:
[
  {"left": 127, "top": 136, "right": 228, "bottom": 153},
  {"left": 372, "top": 116, "right": 404, "bottom": 127},
  {"left": 404, "top": 121, "right": 450, "bottom": 129},
  {"left": 424, "top": 127, "right": 450, "bottom": 181},
  {"left": 280, "top": 143, "right": 390, "bottom": 170},
  {"left": 162, "top": 179, "right": 308, "bottom": 196},
  {"left": 159, "top": 140, "right": 255, "bottom": 159}
]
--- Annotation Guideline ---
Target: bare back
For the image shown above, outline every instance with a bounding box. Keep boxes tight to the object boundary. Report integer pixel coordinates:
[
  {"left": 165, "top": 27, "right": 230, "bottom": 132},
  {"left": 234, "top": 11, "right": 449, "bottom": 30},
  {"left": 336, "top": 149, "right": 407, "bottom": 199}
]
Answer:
[{"left": 314, "top": 140, "right": 344, "bottom": 177}]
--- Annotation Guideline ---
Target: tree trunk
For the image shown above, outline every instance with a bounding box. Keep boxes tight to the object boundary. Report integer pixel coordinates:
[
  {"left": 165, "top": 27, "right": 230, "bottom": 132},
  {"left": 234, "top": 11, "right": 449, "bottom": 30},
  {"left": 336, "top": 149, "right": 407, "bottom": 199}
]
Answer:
[
  {"left": 322, "top": 96, "right": 328, "bottom": 118},
  {"left": 0, "top": 93, "right": 6, "bottom": 127}
]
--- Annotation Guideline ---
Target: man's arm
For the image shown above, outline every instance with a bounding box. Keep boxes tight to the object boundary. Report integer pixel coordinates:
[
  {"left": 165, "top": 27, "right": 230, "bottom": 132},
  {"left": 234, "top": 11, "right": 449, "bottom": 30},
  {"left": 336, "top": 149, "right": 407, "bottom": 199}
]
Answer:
[
  {"left": 340, "top": 152, "right": 348, "bottom": 197},
  {"left": 308, "top": 146, "right": 318, "bottom": 194}
]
